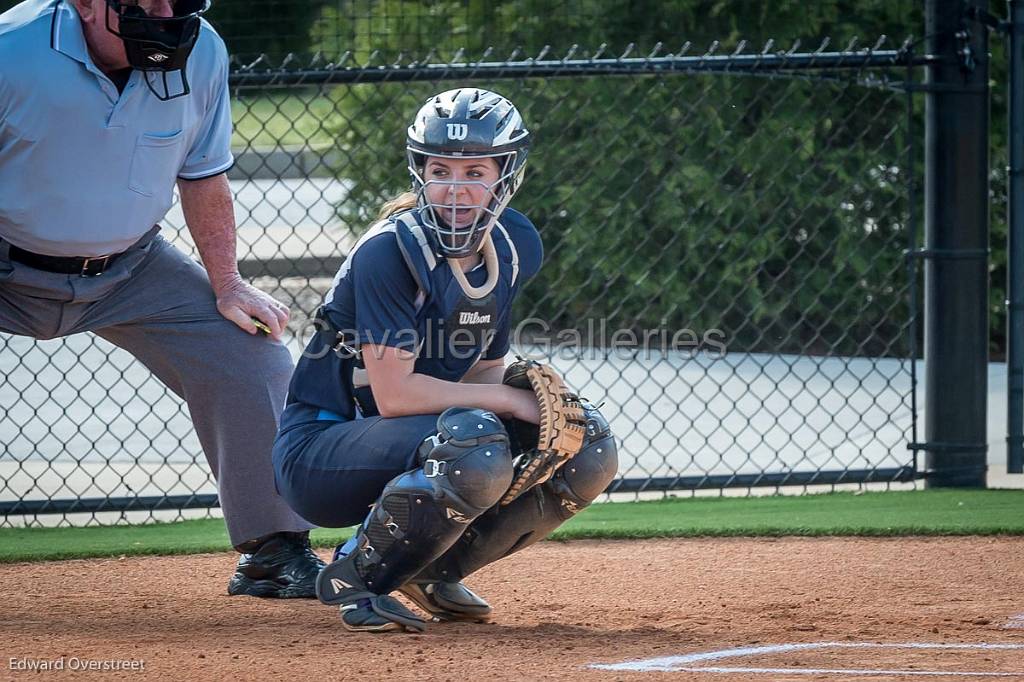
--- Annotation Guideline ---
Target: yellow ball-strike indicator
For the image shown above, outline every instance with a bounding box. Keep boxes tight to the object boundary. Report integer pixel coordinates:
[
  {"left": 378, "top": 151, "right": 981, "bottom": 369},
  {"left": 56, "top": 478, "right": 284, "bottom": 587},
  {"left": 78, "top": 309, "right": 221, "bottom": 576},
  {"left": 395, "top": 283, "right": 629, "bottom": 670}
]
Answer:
[{"left": 250, "top": 318, "right": 273, "bottom": 335}]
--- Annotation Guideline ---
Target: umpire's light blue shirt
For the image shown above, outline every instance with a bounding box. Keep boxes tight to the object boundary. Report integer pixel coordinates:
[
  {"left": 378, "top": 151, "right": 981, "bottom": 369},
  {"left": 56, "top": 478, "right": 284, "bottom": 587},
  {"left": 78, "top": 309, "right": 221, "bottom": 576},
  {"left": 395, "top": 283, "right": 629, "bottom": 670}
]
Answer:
[{"left": 0, "top": 0, "right": 234, "bottom": 257}]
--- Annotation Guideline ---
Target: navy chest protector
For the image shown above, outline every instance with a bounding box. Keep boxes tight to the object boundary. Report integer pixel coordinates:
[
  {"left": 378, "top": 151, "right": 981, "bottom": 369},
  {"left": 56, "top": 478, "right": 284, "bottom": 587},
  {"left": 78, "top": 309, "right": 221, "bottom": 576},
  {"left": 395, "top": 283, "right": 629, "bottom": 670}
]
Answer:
[{"left": 317, "top": 212, "right": 522, "bottom": 418}]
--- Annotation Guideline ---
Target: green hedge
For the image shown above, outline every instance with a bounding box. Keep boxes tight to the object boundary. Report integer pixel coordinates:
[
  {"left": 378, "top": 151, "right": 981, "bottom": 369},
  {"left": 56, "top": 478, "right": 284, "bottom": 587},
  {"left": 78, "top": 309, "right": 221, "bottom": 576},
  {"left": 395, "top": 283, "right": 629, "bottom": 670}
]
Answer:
[
  {"left": 5, "top": 0, "right": 1013, "bottom": 355},
  {"left": 324, "top": 73, "right": 914, "bottom": 357}
]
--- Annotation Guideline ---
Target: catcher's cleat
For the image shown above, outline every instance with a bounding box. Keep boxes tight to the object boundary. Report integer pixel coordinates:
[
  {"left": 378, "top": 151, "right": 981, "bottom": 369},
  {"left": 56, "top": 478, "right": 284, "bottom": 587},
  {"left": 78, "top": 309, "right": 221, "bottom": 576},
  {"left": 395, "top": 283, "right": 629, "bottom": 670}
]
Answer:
[
  {"left": 317, "top": 549, "right": 428, "bottom": 633},
  {"left": 339, "top": 596, "right": 428, "bottom": 633},
  {"left": 227, "top": 531, "right": 326, "bottom": 599},
  {"left": 398, "top": 580, "right": 492, "bottom": 623}
]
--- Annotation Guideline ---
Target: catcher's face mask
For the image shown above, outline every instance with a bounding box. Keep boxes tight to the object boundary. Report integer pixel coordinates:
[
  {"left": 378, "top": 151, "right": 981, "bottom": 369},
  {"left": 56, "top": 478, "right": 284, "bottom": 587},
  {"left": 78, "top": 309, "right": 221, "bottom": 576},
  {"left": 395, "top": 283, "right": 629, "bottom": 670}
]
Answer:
[
  {"left": 405, "top": 88, "right": 530, "bottom": 259},
  {"left": 104, "top": 0, "right": 210, "bottom": 101},
  {"left": 408, "top": 151, "right": 524, "bottom": 258}
]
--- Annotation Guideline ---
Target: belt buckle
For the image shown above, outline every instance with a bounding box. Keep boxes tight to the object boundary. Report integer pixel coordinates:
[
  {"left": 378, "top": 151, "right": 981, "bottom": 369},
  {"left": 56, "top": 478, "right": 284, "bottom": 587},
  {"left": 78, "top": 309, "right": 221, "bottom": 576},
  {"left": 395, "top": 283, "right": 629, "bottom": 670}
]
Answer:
[{"left": 80, "top": 255, "right": 110, "bottom": 277}]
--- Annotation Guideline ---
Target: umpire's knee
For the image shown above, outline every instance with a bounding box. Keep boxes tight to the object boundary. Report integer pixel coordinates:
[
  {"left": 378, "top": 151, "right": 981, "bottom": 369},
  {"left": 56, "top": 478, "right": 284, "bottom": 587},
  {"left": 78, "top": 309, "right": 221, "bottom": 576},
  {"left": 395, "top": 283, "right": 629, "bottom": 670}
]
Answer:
[
  {"left": 547, "top": 403, "right": 618, "bottom": 512},
  {"left": 209, "top": 322, "right": 293, "bottom": 387}
]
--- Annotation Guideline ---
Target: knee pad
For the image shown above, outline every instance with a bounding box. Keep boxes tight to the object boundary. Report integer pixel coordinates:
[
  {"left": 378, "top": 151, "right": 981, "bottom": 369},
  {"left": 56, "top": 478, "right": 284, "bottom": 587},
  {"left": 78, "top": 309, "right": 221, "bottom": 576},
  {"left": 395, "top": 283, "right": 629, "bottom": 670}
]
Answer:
[
  {"left": 546, "top": 402, "right": 618, "bottom": 516},
  {"left": 417, "top": 407, "right": 515, "bottom": 513},
  {"left": 336, "top": 407, "right": 513, "bottom": 595},
  {"left": 415, "top": 404, "right": 618, "bottom": 584}
]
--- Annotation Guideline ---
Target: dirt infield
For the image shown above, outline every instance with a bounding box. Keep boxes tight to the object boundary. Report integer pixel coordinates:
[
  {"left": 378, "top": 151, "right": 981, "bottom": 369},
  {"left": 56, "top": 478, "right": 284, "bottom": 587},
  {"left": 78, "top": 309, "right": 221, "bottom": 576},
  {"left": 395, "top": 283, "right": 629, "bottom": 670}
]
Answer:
[{"left": 2, "top": 537, "right": 1023, "bottom": 680}]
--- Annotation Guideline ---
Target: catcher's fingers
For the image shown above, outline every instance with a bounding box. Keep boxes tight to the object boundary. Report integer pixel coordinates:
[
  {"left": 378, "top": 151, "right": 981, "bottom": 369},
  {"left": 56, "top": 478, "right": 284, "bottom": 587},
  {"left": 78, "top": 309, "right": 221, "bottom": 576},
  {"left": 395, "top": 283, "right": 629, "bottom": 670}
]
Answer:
[
  {"left": 506, "top": 386, "right": 542, "bottom": 424},
  {"left": 499, "top": 452, "right": 548, "bottom": 506}
]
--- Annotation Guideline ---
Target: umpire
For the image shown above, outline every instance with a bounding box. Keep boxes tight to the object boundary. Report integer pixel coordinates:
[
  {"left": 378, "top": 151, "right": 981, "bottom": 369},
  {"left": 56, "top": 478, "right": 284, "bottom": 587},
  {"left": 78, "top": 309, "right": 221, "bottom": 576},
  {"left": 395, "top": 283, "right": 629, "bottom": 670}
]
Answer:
[{"left": 0, "top": 0, "right": 325, "bottom": 597}]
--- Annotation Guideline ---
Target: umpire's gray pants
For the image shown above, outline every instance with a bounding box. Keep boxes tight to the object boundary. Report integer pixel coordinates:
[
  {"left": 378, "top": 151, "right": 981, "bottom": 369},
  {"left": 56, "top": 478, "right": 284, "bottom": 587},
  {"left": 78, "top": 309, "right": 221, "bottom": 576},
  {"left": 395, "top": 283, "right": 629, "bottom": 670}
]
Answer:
[{"left": 0, "top": 227, "right": 313, "bottom": 546}]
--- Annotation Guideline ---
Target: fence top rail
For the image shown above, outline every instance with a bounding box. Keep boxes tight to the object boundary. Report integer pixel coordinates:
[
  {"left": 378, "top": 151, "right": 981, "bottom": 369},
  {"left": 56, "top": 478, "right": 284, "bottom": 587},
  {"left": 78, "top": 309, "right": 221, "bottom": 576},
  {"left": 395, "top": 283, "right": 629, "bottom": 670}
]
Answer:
[{"left": 228, "top": 39, "right": 933, "bottom": 89}]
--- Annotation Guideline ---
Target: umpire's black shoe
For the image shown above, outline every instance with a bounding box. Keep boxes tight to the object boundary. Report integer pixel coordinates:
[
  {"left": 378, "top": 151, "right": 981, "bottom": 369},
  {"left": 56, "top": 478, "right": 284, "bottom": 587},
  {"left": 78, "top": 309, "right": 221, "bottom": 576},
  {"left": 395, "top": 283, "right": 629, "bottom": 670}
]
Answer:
[{"left": 227, "top": 531, "right": 326, "bottom": 598}]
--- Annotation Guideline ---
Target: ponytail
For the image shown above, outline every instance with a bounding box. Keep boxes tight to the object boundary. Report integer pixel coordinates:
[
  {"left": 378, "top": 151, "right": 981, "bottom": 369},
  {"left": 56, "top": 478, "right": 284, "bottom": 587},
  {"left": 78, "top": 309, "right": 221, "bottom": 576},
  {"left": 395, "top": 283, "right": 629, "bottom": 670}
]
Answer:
[{"left": 377, "top": 192, "right": 418, "bottom": 220}]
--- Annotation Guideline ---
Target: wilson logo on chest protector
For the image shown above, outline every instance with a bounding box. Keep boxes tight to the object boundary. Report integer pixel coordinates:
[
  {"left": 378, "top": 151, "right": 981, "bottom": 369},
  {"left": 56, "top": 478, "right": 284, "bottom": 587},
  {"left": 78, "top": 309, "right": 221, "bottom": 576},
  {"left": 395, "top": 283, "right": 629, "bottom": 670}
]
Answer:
[{"left": 459, "top": 311, "right": 492, "bottom": 325}]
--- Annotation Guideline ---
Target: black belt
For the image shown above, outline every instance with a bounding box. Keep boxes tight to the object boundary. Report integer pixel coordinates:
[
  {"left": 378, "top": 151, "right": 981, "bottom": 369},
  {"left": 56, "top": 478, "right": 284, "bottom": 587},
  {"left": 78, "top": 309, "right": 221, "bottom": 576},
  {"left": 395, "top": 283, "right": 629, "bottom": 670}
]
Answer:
[{"left": 8, "top": 244, "right": 123, "bottom": 276}]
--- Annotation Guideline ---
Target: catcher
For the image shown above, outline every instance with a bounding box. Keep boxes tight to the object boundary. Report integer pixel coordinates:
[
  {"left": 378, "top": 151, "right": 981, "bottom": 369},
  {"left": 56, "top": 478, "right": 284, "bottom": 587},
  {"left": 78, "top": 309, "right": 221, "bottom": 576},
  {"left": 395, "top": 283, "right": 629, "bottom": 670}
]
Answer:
[{"left": 271, "top": 88, "right": 618, "bottom": 632}]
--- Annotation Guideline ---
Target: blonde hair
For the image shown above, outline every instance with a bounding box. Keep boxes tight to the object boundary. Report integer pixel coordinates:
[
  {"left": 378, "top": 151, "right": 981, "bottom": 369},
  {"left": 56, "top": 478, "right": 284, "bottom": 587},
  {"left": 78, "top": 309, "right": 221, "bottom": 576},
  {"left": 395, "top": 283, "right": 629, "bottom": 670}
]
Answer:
[{"left": 377, "top": 192, "right": 418, "bottom": 220}]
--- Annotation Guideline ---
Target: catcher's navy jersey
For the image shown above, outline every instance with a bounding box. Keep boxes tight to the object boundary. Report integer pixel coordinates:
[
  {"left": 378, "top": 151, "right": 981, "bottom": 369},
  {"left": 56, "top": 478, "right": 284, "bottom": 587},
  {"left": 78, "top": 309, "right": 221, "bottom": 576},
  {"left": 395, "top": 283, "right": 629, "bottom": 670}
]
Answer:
[{"left": 280, "top": 207, "right": 542, "bottom": 430}]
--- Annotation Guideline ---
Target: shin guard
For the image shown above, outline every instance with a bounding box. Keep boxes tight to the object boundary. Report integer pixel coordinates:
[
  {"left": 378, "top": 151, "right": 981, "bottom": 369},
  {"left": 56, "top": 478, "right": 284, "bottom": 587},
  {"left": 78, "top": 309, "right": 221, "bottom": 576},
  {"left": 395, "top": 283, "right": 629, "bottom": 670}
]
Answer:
[
  {"left": 416, "top": 402, "right": 618, "bottom": 583},
  {"left": 317, "top": 407, "right": 513, "bottom": 604}
]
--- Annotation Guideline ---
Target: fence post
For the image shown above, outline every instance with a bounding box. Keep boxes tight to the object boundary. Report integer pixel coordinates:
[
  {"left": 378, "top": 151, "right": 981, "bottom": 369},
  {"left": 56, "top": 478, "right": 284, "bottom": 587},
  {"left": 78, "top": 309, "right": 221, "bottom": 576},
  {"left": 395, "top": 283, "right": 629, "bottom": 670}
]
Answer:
[
  {"left": 1007, "top": 0, "right": 1024, "bottom": 474},
  {"left": 922, "top": 0, "right": 990, "bottom": 487}
]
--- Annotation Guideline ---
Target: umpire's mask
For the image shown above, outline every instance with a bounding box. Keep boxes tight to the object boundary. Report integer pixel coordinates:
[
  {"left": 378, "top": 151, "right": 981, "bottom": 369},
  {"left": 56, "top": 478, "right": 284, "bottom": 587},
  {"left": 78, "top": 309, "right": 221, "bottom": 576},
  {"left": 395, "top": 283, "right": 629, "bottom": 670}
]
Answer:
[{"left": 104, "top": 0, "right": 211, "bottom": 101}]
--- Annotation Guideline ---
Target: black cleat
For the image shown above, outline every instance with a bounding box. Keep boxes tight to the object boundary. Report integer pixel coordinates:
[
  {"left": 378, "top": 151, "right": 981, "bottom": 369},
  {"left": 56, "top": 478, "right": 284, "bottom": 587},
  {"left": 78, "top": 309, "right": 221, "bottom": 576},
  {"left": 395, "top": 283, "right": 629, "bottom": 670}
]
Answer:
[
  {"left": 339, "top": 596, "right": 427, "bottom": 633},
  {"left": 227, "top": 531, "right": 326, "bottom": 599},
  {"left": 317, "top": 553, "right": 427, "bottom": 633},
  {"left": 398, "top": 580, "right": 492, "bottom": 622}
]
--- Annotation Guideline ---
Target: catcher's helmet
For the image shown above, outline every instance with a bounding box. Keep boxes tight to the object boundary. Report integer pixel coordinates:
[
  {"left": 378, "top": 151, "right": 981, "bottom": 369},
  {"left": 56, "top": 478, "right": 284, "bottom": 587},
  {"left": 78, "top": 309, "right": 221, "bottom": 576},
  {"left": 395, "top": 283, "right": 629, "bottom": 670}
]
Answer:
[
  {"left": 104, "top": 0, "right": 211, "bottom": 101},
  {"left": 406, "top": 88, "right": 530, "bottom": 258}
]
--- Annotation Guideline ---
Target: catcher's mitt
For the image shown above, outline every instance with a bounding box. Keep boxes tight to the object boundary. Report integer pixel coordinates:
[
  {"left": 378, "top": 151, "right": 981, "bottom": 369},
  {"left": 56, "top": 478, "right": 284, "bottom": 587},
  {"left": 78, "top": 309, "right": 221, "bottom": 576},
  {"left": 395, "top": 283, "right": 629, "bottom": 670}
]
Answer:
[{"left": 499, "top": 357, "right": 587, "bottom": 505}]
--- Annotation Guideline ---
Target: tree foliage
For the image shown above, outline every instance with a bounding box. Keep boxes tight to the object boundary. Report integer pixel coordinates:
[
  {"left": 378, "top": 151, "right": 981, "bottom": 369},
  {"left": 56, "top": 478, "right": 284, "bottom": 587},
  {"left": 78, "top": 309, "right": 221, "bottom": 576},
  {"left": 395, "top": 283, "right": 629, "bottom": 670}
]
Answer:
[
  {"left": 320, "top": 0, "right": 926, "bottom": 357},
  {"left": 203, "top": 0, "right": 327, "bottom": 61},
  {"left": 2, "top": 0, "right": 1012, "bottom": 356}
]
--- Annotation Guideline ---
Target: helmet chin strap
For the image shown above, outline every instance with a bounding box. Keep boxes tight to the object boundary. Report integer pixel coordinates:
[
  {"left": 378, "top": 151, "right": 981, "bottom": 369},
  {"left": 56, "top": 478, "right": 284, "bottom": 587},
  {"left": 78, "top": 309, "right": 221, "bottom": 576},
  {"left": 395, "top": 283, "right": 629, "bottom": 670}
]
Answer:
[{"left": 447, "top": 232, "right": 499, "bottom": 300}]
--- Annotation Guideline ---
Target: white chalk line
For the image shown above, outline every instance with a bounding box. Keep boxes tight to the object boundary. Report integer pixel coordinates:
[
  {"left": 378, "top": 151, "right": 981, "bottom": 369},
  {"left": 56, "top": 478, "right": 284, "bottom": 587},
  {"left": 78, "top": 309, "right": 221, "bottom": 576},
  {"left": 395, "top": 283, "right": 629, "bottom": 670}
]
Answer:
[
  {"left": 1003, "top": 614, "right": 1024, "bottom": 630},
  {"left": 589, "top": 642, "right": 1024, "bottom": 676},
  {"left": 665, "top": 666, "right": 1023, "bottom": 677}
]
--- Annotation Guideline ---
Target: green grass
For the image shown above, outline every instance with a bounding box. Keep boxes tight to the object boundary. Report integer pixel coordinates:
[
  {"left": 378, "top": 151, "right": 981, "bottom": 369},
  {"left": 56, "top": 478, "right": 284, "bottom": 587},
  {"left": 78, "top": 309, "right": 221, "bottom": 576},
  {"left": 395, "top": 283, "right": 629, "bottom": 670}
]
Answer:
[
  {"left": 231, "top": 92, "right": 338, "bottom": 149},
  {"left": 551, "top": 489, "right": 1024, "bottom": 539},
  {"left": 1, "top": 490, "right": 1022, "bottom": 564}
]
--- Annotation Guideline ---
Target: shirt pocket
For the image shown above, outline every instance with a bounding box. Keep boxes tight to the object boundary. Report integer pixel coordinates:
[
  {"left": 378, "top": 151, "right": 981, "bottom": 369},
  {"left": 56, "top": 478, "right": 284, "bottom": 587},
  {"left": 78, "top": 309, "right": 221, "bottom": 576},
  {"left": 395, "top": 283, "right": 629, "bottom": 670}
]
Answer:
[
  {"left": 2, "top": 122, "right": 38, "bottom": 145},
  {"left": 128, "top": 130, "right": 185, "bottom": 198}
]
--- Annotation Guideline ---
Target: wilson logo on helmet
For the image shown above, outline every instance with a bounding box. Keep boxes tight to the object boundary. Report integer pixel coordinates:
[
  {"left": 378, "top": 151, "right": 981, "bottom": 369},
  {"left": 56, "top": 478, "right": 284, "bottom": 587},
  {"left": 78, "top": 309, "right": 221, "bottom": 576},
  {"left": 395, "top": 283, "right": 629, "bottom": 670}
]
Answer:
[
  {"left": 406, "top": 88, "right": 531, "bottom": 258},
  {"left": 446, "top": 124, "right": 469, "bottom": 140}
]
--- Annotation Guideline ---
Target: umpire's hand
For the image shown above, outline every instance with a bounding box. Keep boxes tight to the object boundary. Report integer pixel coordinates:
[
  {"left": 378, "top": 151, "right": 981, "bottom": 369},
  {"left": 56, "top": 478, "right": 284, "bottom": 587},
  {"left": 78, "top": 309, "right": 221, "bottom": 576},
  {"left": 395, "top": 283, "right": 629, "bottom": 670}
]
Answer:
[{"left": 215, "top": 277, "right": 290, "bottom": 341}]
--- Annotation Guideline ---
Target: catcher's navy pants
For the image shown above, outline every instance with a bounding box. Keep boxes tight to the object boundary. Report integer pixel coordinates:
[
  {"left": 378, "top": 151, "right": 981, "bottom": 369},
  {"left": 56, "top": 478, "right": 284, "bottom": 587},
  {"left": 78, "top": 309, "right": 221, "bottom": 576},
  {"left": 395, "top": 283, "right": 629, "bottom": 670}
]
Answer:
[
  {"left": 272, "top": 407, "right": 441, "bottom": 528},
  {"left": 0, "top": 229, "right": 312, "bottom": 546}
]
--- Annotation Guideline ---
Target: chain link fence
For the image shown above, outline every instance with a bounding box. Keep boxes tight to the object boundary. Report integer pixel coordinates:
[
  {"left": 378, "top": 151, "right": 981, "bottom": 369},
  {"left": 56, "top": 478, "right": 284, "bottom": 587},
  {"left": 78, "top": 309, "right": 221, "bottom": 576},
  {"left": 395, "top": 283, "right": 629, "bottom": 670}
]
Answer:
[{"left": 0, "top": 41, "right": 925, "bottom": 527}]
